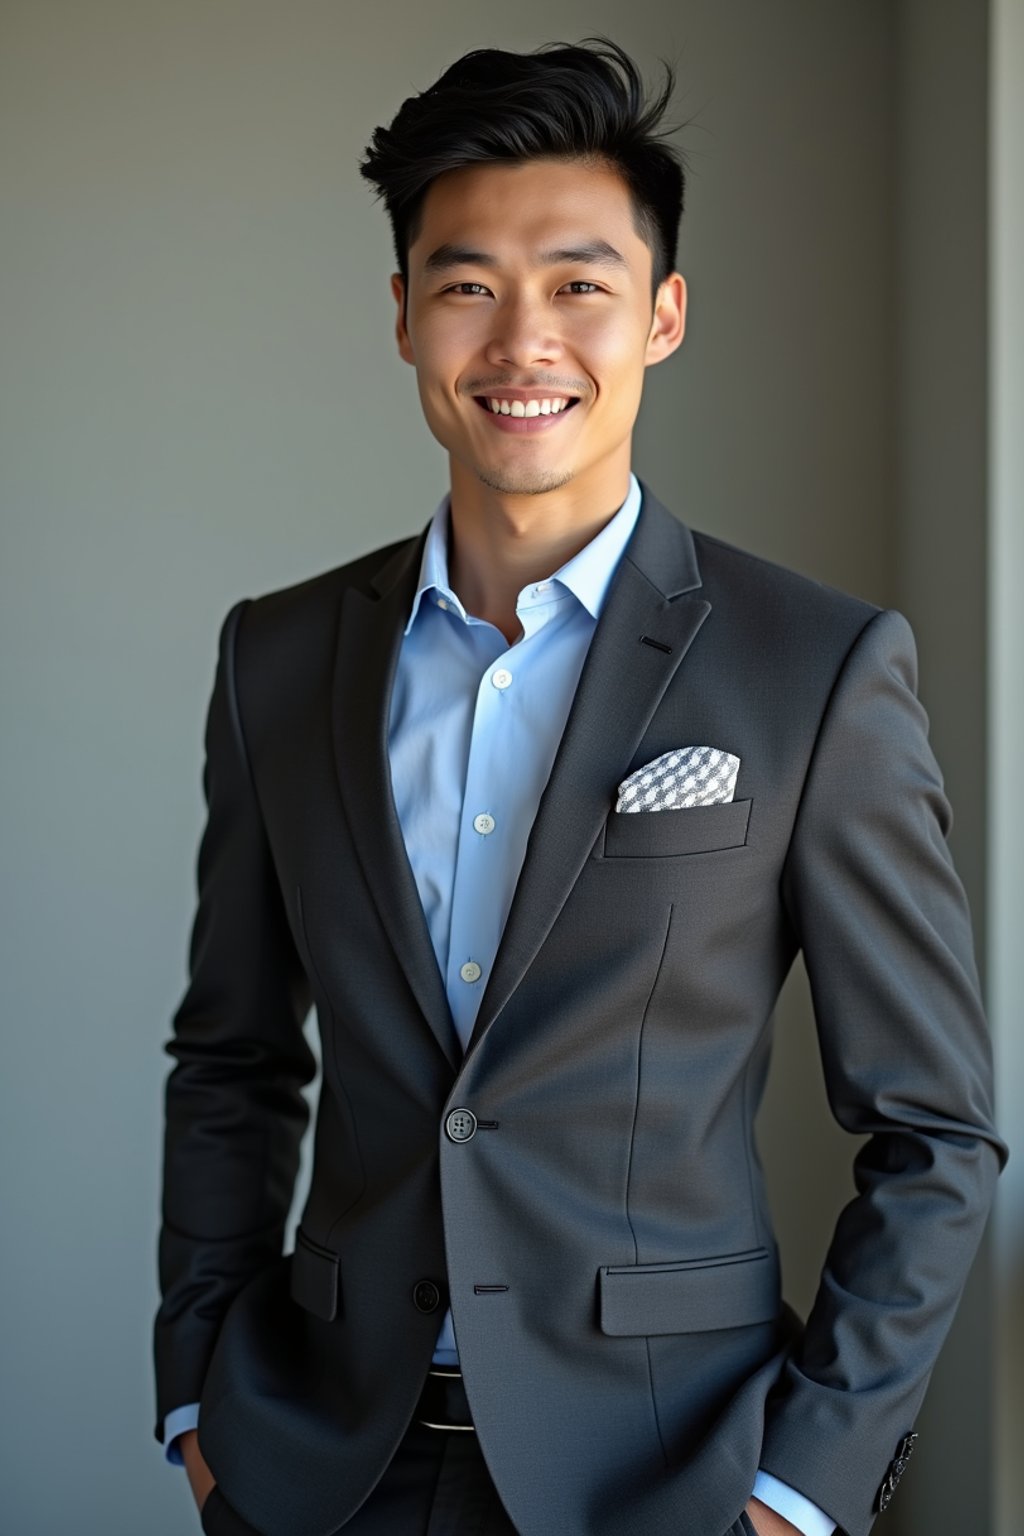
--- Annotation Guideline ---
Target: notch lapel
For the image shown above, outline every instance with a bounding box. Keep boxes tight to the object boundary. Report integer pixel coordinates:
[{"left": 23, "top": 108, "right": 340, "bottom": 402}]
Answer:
[
  {"left": 463, "top": 482, "right": 711, "bottom": 1063},
  {"left": 331, "top": 527, "right": 464, "bottom": 1073}
]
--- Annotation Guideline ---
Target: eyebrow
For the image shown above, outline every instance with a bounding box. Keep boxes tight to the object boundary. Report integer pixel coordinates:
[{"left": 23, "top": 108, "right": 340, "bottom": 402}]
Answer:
[{"left": 421, "top": 239, "right": 631, "bottom": 276}]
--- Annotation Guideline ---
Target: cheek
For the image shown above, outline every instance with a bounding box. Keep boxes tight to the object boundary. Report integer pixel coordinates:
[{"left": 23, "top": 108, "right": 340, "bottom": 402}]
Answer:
[
  {"left": 573, "top": 318, "right": 646, "bottom": 383},
  {"left": 418, "top": 302, "right": 489, "bottom": 347},
  {"left": 411, "top": 350, "right": 464, "bottom": 420},
  {"left": 408, "top": 315, "right": 470, "bottom": 382}
]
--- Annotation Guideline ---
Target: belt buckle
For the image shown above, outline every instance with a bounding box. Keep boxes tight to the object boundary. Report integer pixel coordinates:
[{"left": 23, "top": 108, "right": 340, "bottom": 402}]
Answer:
[{"left": 416, "top": 1366, "right": 476, "bottom": 1432}]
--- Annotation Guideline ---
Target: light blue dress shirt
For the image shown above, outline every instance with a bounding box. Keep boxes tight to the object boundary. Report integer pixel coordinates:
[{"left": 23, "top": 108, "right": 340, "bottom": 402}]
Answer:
[{"left": 163, "top": 472, "right": 834, "bottom": 1536}]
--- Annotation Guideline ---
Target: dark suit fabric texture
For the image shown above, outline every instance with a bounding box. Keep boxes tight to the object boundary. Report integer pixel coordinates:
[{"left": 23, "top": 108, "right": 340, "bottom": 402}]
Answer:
[{"left": 153, "top": 481, "right": 1006, "bottom": 1536}]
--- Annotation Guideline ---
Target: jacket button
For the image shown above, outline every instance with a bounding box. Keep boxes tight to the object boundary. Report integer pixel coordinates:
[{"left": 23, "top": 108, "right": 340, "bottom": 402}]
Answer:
[
  {"left": 894, "top": 1432, "right": 919, "bottom": 1466},
  {"left": 445, "top": 1107, "right": 477, "bottom": 1142},
  {"left": 413, "top": 1279, "right": 441, "bottom": 1312},
  {"left": 876, "top": 1430, "right": 918, "bottom": 1512}
]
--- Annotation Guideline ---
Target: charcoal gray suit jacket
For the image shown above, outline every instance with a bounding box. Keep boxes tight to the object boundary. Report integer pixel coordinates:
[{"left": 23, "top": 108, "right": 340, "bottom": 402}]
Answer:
[{"left": 153, "top": 479, "right": 1006, "bottom": 1536}]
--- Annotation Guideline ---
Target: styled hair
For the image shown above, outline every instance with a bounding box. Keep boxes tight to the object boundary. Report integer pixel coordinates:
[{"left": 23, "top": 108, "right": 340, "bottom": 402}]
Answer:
[{"left": 358, "top": 36, "right": 688, "bottom": 318}]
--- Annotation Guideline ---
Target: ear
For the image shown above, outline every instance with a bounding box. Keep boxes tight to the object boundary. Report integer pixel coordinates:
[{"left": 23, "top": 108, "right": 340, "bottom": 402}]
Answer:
[
  {"left": 391, "top": 273, "right": 415, "bottom": 365},
  {"left": 644, "top": 273, "right": 687, "bottom": 368}
]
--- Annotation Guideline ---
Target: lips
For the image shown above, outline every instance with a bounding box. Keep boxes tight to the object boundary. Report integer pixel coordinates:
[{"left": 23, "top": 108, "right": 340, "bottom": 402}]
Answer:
[{"left": 471, "top": 396, "right": 582, "bottom": 435}]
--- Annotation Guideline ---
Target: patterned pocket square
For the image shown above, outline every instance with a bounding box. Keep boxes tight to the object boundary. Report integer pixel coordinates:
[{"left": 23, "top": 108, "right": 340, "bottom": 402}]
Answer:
[{"left": 616, "top": 745, "right": 741, "bottom": 812}]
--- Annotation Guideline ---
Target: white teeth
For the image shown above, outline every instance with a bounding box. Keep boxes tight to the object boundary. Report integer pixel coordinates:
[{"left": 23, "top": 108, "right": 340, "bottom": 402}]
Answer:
[{"left": 487, "top": 397, "right": 572, "bottom": 416}]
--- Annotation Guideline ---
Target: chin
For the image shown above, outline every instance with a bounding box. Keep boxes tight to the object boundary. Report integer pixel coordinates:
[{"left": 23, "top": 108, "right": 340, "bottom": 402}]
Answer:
[{"left": 472, "top": 463, "right": 577, "bottom": 496}]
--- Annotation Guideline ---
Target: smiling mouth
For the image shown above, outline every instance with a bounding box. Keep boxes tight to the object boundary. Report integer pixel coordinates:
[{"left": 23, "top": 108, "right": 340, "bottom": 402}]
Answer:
[{"left": 470, "top": 395, "right": 583, "bottom": 436}]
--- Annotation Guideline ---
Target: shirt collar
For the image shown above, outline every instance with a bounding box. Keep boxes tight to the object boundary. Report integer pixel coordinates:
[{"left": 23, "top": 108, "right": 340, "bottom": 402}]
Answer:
[{"left": 403, "top": 471, "right": 643, "bottom": 636}]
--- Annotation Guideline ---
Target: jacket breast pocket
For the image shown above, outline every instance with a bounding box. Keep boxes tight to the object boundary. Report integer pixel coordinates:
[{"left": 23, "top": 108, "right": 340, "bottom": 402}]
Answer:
[
  {"left": 289, "top": 1226, "right": 342, "bottom": 1322},
  {"left": 602, "top": 798, "right": 752, "bottom": 859},
  {"left": 597, "top": 1246, "right": 779, "bottom": 1335}
]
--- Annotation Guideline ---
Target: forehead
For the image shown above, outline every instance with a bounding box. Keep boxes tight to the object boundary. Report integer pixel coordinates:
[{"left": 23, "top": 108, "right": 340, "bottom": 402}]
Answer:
[{"left": 410, "top": 158, "right": 646, "bottom": 270}]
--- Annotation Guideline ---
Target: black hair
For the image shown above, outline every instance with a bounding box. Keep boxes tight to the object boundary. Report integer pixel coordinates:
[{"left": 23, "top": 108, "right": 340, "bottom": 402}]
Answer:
[{"left": 358, "top": 36, "right": 688, "bottom": 320}]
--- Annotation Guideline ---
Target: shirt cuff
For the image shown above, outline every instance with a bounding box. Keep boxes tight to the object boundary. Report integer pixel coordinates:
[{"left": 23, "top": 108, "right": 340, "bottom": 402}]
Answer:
[
  {"left": 752, "top": 1469, "right": 837, "bottom": 1536},
  {"left": 163, "top": 1402, "right": 201, "bottom": 1465}
]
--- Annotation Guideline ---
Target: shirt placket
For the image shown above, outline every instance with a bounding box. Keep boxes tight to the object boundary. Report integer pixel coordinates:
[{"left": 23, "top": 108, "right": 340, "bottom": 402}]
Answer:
[{"left": 443, "top": 583, "right": 569, "bottom": 1049}]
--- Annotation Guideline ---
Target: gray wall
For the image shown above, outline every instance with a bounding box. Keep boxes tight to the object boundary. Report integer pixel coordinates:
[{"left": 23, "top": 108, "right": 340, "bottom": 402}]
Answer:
[
  {"left": 0, "top": 3, "right": 1015, "bottom": 1533},
  {"left": 989, "top": 2, "right": 1024, "bottom": 1529}
]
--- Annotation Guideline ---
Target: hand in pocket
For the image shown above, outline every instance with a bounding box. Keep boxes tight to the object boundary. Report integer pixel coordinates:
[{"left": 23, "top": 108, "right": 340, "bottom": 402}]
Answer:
[{"left": 178, "top": 1428, "right": 218, "bottom": 1514}]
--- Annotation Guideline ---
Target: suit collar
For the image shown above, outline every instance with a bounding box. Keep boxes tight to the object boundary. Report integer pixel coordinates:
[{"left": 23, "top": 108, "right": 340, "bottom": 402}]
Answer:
[{"left": 333, "top": 478, "right": 710, "bottom": 1073}]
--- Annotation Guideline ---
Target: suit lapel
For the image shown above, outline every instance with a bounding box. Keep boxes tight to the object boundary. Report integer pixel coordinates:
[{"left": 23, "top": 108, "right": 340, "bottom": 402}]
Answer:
[
  {"left": 331, "top": 526, "right": 464, "bottom": 1072},
  {"left": 330, "top": 481, "right": 710, "bottom": 1078},
  {"left": 464, "top": 481, "right": 710, "bottom": 1061}
]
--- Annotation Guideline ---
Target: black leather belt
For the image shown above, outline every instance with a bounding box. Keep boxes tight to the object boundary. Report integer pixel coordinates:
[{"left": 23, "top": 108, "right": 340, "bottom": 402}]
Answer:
[{"left": 415, "top": 1366, "right": 476, "bottom": 1431}]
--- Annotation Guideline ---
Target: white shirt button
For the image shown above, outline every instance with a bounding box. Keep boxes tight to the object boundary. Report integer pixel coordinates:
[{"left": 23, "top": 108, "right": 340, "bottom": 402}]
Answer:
[
  {"left": 534, "top": 580, "right": 552, "bottom": 593},
  {"left": 460, "top": 960, "right": 482, "bottom": 984},
  {"left": 437, "top": 597, "right": 449, "bottom": 610},
  {"left": 491, "top": 668, "right": 512, "bottom": 690},
  {"left": 473, "top": 813, "right": 495, "bottom": 835}
]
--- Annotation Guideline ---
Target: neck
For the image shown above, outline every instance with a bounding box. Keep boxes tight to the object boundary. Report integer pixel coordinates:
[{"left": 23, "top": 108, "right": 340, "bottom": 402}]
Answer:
[{"left": 445, "top": 454, "right": 632, "bottom": 645}]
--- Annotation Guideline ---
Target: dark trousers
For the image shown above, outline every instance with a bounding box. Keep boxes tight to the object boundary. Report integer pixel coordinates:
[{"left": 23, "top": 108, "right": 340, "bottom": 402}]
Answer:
[{"left": 199, "top": 1416, "right": 520, "bottom": 1536}]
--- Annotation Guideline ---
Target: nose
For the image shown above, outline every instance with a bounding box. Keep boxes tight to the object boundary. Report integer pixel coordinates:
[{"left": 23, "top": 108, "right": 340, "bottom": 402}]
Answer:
[{"left": 483, "top": 294, "right": 563, "bottom": 372}]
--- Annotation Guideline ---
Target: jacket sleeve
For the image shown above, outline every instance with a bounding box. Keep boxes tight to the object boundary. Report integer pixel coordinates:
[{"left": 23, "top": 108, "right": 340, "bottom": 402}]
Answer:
[
  {"left": 759, "top": 607, "right": 1008, "bottom": 1536},
  {"left": 152, "top": 599, "right": 315, "bottom": 1446}
]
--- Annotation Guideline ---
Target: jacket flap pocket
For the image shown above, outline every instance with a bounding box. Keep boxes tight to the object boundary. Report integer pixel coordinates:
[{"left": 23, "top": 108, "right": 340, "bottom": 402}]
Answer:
[
  {"left": 598, "top": 1247, "right": 779, "bottom": 1336},
  {"left": 289, "top": 1227, "right": 341, "bottom": 1322},
  {"left": 603, "top": 798, "right": 752, "bottom": 858}
]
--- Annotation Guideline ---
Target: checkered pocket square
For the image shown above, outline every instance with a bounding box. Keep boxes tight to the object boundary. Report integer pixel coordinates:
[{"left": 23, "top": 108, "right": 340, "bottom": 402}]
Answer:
[{"left": 615, "top": 745, "right": 741, "bottom": 812}]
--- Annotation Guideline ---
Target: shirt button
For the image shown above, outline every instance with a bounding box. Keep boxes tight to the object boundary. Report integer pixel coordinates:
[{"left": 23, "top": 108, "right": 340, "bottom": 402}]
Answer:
[
  {"left": 535, "top": 580, "right": 551, "bottom": 593},
  {"left": 460, "top": 960, "right": 482, "bottom": 984},
  {"left": 437, "top": 597, "right": 449, "bottom": 610},
  {"left": 491, "top": 668, "right": 512, "bottom": 690},
  {"left": 473, "top": 813, "right": 495, "bottom": 835}
]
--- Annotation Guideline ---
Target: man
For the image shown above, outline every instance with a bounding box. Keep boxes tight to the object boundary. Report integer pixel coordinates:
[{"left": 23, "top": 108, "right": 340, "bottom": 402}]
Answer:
[{"left": 153, "top": 36, "right": 1006, "bottom": 1536}]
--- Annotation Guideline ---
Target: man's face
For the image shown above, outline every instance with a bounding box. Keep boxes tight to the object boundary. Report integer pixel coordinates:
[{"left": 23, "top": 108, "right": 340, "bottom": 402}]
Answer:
[{"left": 391, "top": 157, "right": 685, "bottom": 498}]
